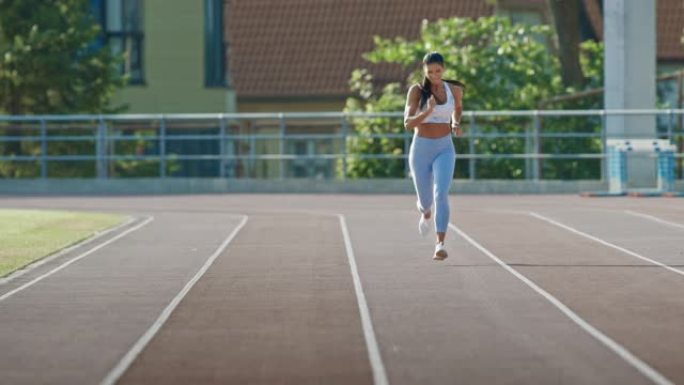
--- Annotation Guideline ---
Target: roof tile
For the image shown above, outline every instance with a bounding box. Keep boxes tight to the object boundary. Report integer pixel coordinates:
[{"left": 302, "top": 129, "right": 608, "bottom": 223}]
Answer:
[
  {"left": 227, "top": 0, "right": 684, "bottom": 99},
  {"left": 227, "top": 0, "right": 492, "bottom": 98}
]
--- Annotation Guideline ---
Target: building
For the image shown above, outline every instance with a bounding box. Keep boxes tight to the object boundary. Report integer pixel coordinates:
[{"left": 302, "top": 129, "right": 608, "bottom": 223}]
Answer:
[
  {"left": 227, "top": 0, "right": 684, "bottom": 113},
  {"left": 98, "top": 0, "right": 684, "bottom": 114},
  {"left": 91, "top": 0, "right": 235, "bottom": 113},
  {"left": 94, "top": 0, "right": 684, "bottom": 179}
]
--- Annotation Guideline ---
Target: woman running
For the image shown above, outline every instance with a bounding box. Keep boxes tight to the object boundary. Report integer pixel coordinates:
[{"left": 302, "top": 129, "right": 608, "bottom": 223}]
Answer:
[{"left": 404, "top": 52, "right": 464, "bottom": 261}]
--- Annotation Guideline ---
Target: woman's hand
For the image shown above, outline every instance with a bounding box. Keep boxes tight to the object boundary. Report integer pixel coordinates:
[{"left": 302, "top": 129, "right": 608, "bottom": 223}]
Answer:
[
  {"left": 451, "top": 122, "right": 462, "bottom": 137},
  {"left": 426, "top": 95, "right": 436, "bottom": 110}
]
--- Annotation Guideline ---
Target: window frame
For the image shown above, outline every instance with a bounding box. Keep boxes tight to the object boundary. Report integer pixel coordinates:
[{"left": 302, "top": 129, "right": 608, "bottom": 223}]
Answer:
[
  {"left": 204, "top": 0, "right": 227, "bottom": 88},
  {"left": 100, "top": 0, "right": 145, "bottom": 85}
]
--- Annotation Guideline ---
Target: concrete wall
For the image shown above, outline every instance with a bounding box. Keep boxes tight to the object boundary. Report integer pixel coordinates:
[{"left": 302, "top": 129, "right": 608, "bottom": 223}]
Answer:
[
  {"left": 115, "top": 0, "right": 234, "bottom": 113},
  {"left": 604, "top": 0, "right": 657, "bottom": 188},
  {"left": 0, "top": 179, "right": 616, "bottom": 196}
]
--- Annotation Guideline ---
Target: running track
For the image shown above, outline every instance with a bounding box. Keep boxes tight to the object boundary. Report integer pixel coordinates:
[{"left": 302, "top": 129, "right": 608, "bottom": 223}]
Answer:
[{"left": 1, "top": 194, "right": 683, "bottom": 385}]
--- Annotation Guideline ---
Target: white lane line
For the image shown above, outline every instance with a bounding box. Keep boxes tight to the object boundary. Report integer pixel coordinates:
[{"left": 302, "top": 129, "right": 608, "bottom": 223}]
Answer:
[
  {"left": 0, "top": 216, "right": 136, "bottom": 285},
  {"left": 624, "top": 210, "right": 684, "bottom": 231},
  {"left": 0, "top": 216, "right": 154, "bottom": 303},
  {"left": 338, "top": 214, "right": 389, "bottom": 385},
  {"left": 448, "top": 222, "right": 673, "bottom": 385},
  {"left": 100, "top": 215, "right": 249, "bottom": 385},
  {"left": 529, "top": 212, "right": 684, "bottom": 278}
]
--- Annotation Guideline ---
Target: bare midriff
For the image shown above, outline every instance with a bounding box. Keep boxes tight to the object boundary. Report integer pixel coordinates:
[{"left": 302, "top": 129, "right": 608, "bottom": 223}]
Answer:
[{"left": 415, "top": 122, "right": 451, "bottom": 138}]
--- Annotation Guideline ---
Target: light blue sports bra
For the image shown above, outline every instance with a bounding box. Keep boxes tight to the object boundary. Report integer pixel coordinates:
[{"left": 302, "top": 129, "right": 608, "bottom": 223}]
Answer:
[{"left": 421, "top": 82, "right": 454, "bottom": 124}]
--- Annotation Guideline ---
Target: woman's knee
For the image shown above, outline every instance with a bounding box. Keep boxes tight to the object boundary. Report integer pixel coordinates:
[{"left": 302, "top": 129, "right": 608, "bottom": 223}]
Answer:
[{"left": 435, "top": 186, "right": 449, "bottom": 200}]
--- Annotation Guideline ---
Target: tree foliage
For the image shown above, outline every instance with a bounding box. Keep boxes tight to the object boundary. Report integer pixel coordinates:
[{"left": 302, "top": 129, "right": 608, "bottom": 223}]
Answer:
[
  {"left": 0, "top": 0, "right": 127, "bottom": 177},
  {"left": 0, "top": 0, "right": 126, "bottom": 115},
  {"left": 342, "top": 16, "right": 605, "bottom": 180}
]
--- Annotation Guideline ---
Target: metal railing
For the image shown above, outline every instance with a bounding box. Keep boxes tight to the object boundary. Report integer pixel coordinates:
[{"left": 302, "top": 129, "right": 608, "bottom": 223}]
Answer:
[{"left": 0, "top": 110, "right": 682, "bottom": 180}]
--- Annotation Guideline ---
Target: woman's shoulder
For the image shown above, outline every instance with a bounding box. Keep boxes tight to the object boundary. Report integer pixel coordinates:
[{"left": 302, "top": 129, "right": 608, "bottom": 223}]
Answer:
[
  {"left": 446, "top": 81, "right": 464, "bottom": 96},
  {"left": 407, "top": 83, "right": 422, "bottom": 99},
  {"left": 408, "top": 83, "right": 423, "bottom": 93}
]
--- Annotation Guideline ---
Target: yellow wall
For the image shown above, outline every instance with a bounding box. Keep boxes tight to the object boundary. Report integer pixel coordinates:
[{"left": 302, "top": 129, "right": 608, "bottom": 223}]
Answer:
[
  {"left": 114, "top": 0, "right": 234, "bottom": 113},
  {"left": 237, "top": 100, "right": 346, "bottom": 113}
]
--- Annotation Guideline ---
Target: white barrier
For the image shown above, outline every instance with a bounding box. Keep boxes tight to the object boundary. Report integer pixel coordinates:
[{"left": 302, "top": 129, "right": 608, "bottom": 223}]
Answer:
[{"left": 607, "top": 139, "right": 675, "bottom": 194}]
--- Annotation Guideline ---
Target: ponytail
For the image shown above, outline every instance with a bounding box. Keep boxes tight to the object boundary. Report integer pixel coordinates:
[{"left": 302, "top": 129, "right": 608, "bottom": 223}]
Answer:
[
  {"left": 418, "top": 78, "right": 466, "bottom": 109},
  {"left": 419, "top": 76, "right": 432, "bottom": 110}
]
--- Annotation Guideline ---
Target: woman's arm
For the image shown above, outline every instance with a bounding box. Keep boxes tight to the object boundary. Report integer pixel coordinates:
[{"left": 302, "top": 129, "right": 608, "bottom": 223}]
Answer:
[
  {"left": 450, "top": 85, "right": 463, "bottom": 136},
  {"left": 404, "top": 85, "right": 435, "bottom": 130}
]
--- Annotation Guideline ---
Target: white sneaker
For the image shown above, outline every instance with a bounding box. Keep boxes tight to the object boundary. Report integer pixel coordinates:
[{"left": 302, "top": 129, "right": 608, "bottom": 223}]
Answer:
[
  {"left": 417, "top": 201, "right": 431, "bottom": 236},
  {"left": 418, "top": 214, "right": 431, "bottom": 237},
  {"left": 433, "top": 242, "right": 448, "bottom": 261}
]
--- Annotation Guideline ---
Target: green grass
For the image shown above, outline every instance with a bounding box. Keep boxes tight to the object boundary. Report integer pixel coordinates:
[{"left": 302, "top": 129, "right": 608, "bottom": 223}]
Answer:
[{"left": 0, "top": 209, "right": 127, "bottom": 278}]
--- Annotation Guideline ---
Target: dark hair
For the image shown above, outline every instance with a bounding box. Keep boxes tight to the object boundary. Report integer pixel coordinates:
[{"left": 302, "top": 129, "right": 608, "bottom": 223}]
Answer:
[{"left": 419, "top": 51, "right": 466, "bottom": 109}]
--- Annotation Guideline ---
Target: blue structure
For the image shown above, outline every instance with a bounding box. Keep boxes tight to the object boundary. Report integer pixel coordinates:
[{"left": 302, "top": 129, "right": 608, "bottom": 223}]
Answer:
[{"left": 606, "top": 139, "right": 678, "bottom": 196}]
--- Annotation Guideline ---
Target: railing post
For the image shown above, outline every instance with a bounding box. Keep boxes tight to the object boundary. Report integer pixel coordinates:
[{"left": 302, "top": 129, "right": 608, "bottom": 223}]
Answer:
[
  {"left": 533, "top": 112, "right": 541, "bottom": 181},
  {"left": 678, "top": 108, "right": 684, "bottom": 180},
  {"left": 341, "top": 115, "right": 349, "bottom": 180},
  {"left": 468, "top": 112, "right": 476, "bottom": 180},
  {"left": 666, "top": 109, "right": 676, "bottom": 179},
  {"left": 404, "top": 132, "right": 410, "bottom": 179},
  {"left": 249, "top": 127, "right": 256, "bottom": 178},
  {"left": 525, "top": 121, "right": 532, "bottom": 180},
  {"left": 678, "top": 110, "right": 684, "bottom": 180},
  {"left": 279, "top": 113, "right": 286, "bottom": 179},
  {"left": 40, "top": 119, "right": 47, "bottom": 179},
  {"left": 96, "top": 116, "right": 107, "bottom": 179},
  {"left": 600, "top": 110, "right": 607, "bottom": 182},
  {"left": 159, "top": 116, "right": 166, "bottom": 178},
  {"left": 219, "top": 115, "right": 226, "bottom": 178}
]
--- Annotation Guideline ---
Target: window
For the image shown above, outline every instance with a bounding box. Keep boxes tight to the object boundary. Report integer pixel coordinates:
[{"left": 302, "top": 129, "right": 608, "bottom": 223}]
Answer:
[
  {"left": 204, "top": 0, "right": 227, "bottom": 87},
  {"left": 100, "top": 0, "right": 144, "bottom": 84},
  {"left": 507, "top": 10, "right": 543, "bottom": 26}
]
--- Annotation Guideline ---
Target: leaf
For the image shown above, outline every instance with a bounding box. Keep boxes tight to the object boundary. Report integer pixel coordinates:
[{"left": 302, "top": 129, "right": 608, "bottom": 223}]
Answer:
[
  {"left": 0, "top": 0, "right": 126, "bottom": 115},
  {"left": 341, "top": 15, "right": 605, "bottom": 179}
]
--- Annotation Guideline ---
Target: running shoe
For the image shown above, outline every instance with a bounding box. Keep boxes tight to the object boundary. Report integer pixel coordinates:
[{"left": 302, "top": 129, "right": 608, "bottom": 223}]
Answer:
[{"left": 433, "top": 242, "right": 447, "bottom": 260}]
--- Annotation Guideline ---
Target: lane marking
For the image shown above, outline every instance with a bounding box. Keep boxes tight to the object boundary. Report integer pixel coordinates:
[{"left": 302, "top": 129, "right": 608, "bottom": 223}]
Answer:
[
  {"left": 339, "top": 214, "right": 390, "bottom": 385},
  {"left": 624, "top": 210, "right": 684, "bottom": 231},
  {"left": 448, "top": 222, "right": 673, "bottom": 385},
  {"left": 0, "top": 216, "right": 136, "bottom": 285},
  {"left": 100, "top": 215, "right": 248, "bottom": 385},
  {"left": 0, "top": 216, "right": 154, "bottom": 303},
  {"left": 529, "top": 212, "right": 684, "bottom": 278}
]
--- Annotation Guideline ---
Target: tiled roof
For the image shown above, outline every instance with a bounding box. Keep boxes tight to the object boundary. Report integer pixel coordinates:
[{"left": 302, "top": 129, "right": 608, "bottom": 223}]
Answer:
[
  {"left": 226, "top": 0, "right": 492, "bottom": 99},
  {"left": 583, "top": 0, "right": 684, "bottom": 61},
  {"left": 227, "top": 0, "right": 684, "bottom": 99},
  {"left": 657, "top": 0, "right": 684, "bottom": 60}
]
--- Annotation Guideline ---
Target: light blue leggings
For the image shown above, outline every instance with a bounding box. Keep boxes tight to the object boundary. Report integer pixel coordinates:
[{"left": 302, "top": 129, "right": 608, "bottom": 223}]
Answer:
[{"left": 409, "top": 134, "right": 456, "bottom": 233}]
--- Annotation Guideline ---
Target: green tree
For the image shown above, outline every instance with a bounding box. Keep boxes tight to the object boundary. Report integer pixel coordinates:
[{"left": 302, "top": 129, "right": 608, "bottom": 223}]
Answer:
[
  {"left": 342, "top": 16, "right": 605, "bottom": 180},
  {"left": 546, "top": 0, "right": 585, "bottom": 88},
  {"left": 0, "top": 0, "right": 125, "bottom": 114},
  {"left": 540, "top": 39, "right": 604, "bottom": 180},
  {"left": 344, "top": 16, "right": 558, "bottom": 179},
  {"left": 0, "top": 0, "right": 127, "bottom": 177},
  {"left": 366, "top": 17, "right": 562, "bottom": 110},
  {"left": 342, "top": 71, "right": 407, "bottom": 178}
]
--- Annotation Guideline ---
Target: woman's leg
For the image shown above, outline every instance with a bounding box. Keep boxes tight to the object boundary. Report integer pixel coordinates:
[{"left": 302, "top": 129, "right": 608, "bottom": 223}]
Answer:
[
  {"left": 409, "top": 143, "right": 434, "bottom": 215},
  {"left": 432, "top": 148, "right": 456, "bottom": 242}
]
